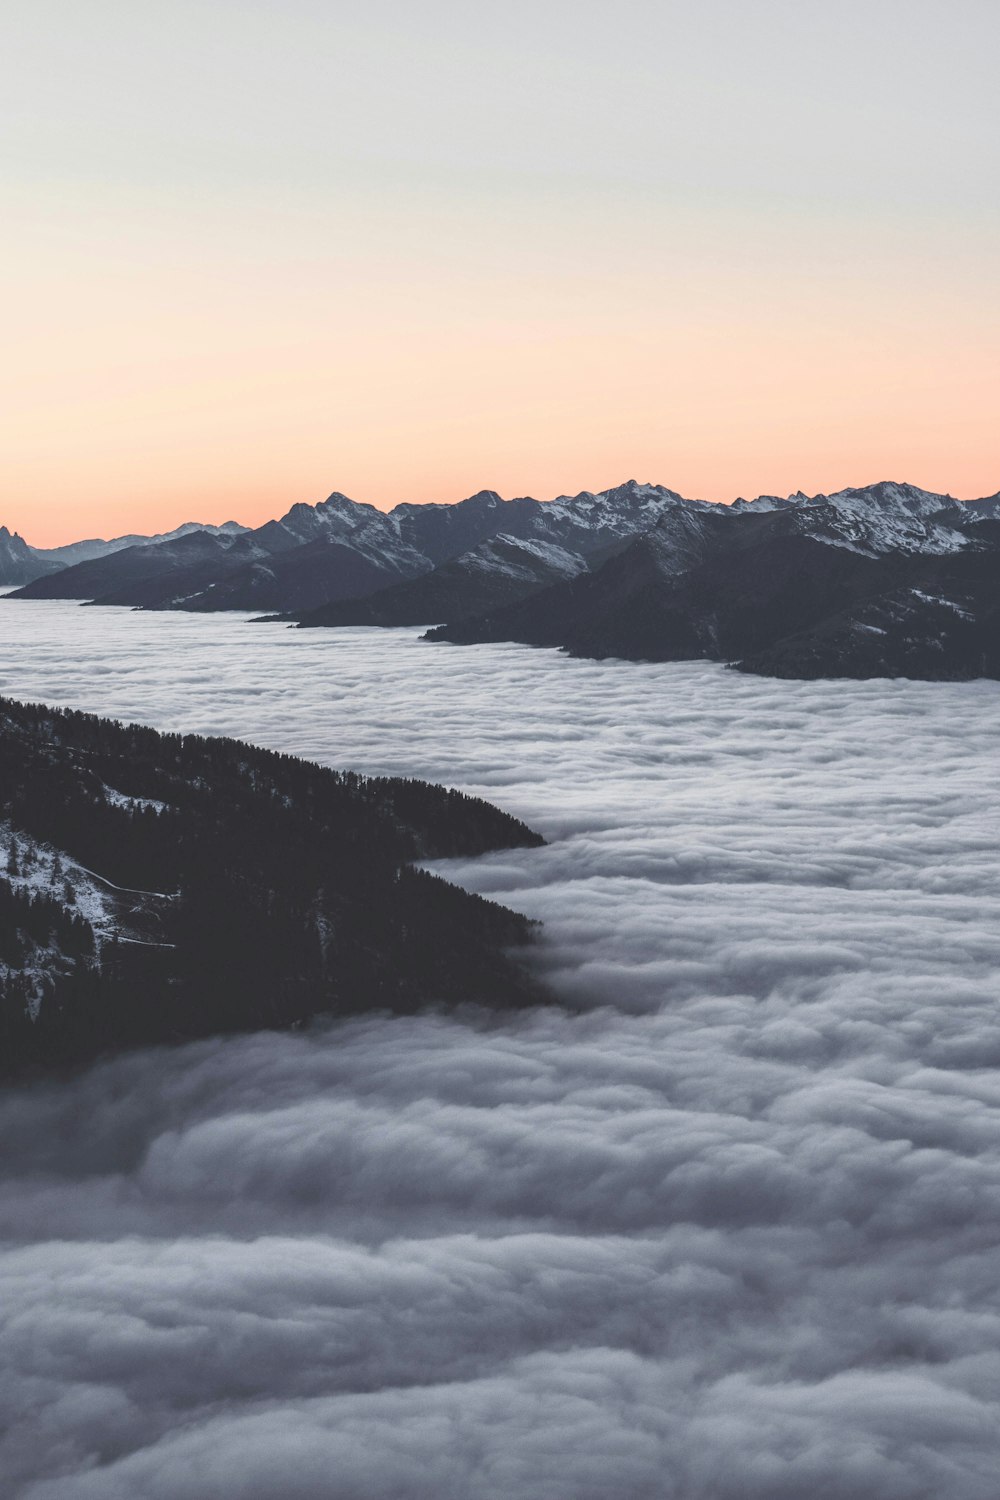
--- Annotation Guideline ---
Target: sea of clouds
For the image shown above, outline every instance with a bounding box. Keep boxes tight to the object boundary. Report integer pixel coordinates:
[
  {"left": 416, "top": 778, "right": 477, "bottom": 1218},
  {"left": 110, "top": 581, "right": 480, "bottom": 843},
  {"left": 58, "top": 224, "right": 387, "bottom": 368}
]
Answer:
[{"left": 1, "top": 601, "right": 999, "bottom": 1498}]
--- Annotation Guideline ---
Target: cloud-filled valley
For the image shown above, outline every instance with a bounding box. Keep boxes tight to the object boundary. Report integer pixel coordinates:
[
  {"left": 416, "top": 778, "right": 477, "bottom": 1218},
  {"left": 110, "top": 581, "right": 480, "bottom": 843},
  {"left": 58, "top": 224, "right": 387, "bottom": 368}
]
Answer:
[{"left": 1, "top": 603, "right": 999, "bottom": 1497}]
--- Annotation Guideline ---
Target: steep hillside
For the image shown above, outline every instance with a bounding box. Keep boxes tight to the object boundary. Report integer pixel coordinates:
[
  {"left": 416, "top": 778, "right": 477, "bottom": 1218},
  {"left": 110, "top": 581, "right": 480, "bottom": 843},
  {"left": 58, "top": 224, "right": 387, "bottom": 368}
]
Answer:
[
  {"left": 0, "top": 700, "right": 545, "bottom": 1073},
  {"left": 293, "top": 535, "right": 593, "bottom": 628}
]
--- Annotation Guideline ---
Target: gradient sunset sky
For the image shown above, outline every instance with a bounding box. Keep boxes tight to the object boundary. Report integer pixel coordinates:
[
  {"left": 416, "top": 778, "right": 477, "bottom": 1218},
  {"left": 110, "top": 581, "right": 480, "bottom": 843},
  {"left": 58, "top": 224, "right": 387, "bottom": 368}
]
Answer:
[{"left": 5, "top": 0, "right": 998, "bottom": 546}]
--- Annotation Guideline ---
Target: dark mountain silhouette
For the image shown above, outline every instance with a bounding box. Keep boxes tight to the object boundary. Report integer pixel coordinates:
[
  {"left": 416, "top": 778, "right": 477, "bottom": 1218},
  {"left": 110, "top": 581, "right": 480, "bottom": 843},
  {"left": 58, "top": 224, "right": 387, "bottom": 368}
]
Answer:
[
  {"left": 15, "top": 530, "right": 252, "bottom": 604},
  {"left": 7, "top": 482, "right": 697, "bottom": 614},
  {"left": 1, "top": 522, "right": 247, "bottom": 589},
  {"left": 0, "top": 528, "right": 63, "bottom": 588},
  {"left": 427, "top": 489, "right": 1000, "bottom": 681},
  {"left": 0, "top": 699, "right": 545, "bottom": 1074},
  {"left": 291, "top": 534, "right": 597, "bottom": 628},
  {"left": 38, "top": 520, "right": 247, "bottom": 568},
  {"left": 7, "top": 482, "right": 1000, "bottom": 671}
]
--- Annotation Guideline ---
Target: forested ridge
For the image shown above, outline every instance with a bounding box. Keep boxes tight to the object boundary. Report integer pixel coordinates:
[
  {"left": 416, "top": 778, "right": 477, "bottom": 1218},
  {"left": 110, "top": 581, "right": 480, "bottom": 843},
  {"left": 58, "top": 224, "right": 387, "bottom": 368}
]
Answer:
[{"left": 0, "top": 697, "right": 546, "bottom": 1073}]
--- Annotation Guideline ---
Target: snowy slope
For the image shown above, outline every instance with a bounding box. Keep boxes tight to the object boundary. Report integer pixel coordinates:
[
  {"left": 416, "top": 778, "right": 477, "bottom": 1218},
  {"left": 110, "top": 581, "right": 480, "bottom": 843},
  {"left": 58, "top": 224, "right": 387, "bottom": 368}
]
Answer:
[
  {"left": 6, "top": 477, "right": 997, "bottom": 616},
  {"left": 732, "top": 481, "right": 969, "bottom": 556}
]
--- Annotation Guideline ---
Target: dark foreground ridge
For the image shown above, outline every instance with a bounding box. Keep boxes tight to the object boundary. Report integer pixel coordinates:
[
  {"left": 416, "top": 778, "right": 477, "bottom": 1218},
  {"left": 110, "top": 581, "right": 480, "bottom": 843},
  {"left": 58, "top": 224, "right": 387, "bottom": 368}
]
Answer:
[{"left": 0, "top": 699, "right": 546, "bottom": 1074}]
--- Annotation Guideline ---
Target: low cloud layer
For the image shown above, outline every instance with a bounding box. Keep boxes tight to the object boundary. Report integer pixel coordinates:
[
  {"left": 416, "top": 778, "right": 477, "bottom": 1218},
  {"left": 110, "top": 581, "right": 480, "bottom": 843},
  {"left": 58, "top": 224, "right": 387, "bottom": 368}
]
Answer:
[{"left": 1, "top": 603, "right": 999, "bottom": 1497}]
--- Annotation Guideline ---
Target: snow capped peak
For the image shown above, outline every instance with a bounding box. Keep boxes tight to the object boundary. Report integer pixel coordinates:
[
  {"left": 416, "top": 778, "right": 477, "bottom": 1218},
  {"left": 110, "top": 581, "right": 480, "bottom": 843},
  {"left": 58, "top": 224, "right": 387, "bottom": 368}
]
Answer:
[
  {"left": 311, "top": 495, "right": 360, "bottom": 518},
  {"left": 727, "top": 482, "right": 974, "bottom": 556},
  {"left": 600, "top": 479, "right": 689, "bottom": 505},
  {"left": 733, "top": 482, "right": 958, "bottom": 520},
  {"left": 785, "top": 484, "right": 968, "bottom": 557},
  {"left": 284, "top": 494, "right": 385, "bottom": 536},
  {"left": 822, "top": 481, "right": 958, "bottom": 515},
  {"left": 729, "top": 495, "right": 798, "bottom": 514},
  {"left": 544, "top": 480, "right": 705, "bottom": 533}
]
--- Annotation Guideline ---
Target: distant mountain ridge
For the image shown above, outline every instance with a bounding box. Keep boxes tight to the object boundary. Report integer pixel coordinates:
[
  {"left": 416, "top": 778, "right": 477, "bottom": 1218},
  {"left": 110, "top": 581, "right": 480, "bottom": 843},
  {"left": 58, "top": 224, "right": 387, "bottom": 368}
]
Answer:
[
  {"left": 0, "top": 520, "right": 247, "bottom": 588},
  {"left": 7, "top": 481, "right": 697, "bottom": 609},
  {"left": 6, "top": 480, "right": 1000, "bottom": 678},
  {"left": 427, "top": 483, "right": 1000, "bottom": 681},
  {"left": 39, "top": 520, "right": 247, "bottom": 568},
  {"left": 0, "top": 528, "right": 64, "bottom": 588}
]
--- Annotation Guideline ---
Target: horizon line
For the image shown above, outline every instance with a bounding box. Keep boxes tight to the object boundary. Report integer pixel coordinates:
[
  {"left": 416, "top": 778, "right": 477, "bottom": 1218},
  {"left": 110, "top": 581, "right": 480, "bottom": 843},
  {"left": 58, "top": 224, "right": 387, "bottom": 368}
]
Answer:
[{"left": 9, "top": 475, "right": 1000, "bottom": 552}]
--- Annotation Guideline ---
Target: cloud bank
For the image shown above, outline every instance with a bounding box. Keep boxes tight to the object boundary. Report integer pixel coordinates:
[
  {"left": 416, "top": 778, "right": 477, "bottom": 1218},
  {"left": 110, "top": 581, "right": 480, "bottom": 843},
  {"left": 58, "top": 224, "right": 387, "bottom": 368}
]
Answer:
[{"left": 1, "top": 603, "right": 999, "bottom": 1497}]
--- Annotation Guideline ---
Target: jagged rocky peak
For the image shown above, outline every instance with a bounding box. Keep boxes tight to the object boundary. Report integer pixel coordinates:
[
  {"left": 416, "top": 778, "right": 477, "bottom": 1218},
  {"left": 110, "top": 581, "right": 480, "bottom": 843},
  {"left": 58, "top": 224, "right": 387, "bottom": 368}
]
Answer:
[
  {"left": 297, "top": 493, "right": 363, "bottom": 522},
  {"left": 730, "top": 494, "right": 800, "bottom": 513},
  {"left": 0, "top": 526, "right": 62, "bottom": 587},
  {"left": 729, "top": 482, "right": 973, "bottom": 556},
  {"left": 9, "top": 476, "right": 995, "bottom": 620},
  {"left": 391, "top": 489, "right": 506, "bottom": 516},
  {"left": 316, "top": 491, "right": 365, "bottom": 512},
  {"left": 544, "top": 480, "right": 708, "bottom": 536},
  {"left": 609, "top": 478, "right": 683, "bottom": 500},
  {"left": 277, "top": 493, "right": 402, "bottom": 546},
  {"left": 732, "top": 482, "right": 957, "bottom": 517},
  {"left": 822, "top": 481, "right": 960, "bottom": 515},
  {"left": 561, "top": 478, "right": 686, "bottom": 506}
]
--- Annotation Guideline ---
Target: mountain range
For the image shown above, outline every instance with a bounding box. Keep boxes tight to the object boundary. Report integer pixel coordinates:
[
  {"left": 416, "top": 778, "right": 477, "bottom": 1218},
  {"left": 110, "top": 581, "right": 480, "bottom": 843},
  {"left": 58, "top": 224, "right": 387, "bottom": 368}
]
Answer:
[
  {"left": 0, "top": 520, "right": 247, "bottom": 588},
  {"left": 426, "top": 483, "right": 1000, "bottom": 680},
  {"left": 4, "top": 483, "right": 688, "bottom": 611},
  {"left": 6, "top": 479, "right": 1000, "bottom": 679}
]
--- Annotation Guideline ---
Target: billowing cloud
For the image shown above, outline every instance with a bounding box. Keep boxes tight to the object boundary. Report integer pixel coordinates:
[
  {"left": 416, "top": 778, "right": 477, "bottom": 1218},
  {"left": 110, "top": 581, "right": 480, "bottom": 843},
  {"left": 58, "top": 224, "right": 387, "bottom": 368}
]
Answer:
[{"left": 1, "top": 602, "right": 999, "bottom": 1497}]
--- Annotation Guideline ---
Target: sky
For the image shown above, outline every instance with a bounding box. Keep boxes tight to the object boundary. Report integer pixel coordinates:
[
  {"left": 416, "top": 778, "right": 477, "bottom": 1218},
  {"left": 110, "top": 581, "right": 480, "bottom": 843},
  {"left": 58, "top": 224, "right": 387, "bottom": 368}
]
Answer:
[{"left": 3, "top": 0, "right": 998, "bottom": 546}]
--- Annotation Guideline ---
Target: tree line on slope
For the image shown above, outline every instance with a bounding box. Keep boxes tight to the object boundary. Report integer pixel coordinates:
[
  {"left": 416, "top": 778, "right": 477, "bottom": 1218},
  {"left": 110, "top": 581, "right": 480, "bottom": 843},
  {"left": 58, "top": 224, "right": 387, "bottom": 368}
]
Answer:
[{"left": 0, "top": 698, "right": 545, "bottom": 1073}]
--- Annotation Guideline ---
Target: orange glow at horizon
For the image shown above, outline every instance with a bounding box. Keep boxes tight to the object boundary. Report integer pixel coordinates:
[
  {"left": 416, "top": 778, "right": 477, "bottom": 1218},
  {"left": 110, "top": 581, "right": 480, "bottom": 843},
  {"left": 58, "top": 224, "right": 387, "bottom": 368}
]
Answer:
[
  {"left": 4, "top": 4, "right": 997, "bottom": 549},
  {"left": 4, "top": 206, "right": 998, "bottom": 545},
  {"left": 5, "top": 324, "right": 997, "bottom": 548},
  {"left": 11, "top": 457, "right": 1000, "bottom": 551},
  {"left": 4, "top": 182, "right": 997, "bottom": 548}
]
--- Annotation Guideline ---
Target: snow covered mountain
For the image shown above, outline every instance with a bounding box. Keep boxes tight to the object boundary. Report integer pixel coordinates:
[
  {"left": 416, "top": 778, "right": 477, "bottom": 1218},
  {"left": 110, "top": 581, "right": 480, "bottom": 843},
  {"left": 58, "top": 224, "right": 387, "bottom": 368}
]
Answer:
[
  {"left": 6, "top": 479, "right": 998, "bottom": 633},
  {"left": 731, "top": 482, "right": 970, "bottom": 557},
  {"left": 7, "top": 480, "right": 702, "bottom": 613},
  {"left": 175, "top": 482, "right": 701, "bottom": 614},
  {"left": 427, "top": 485, "right": 1000, "bottom": 681},
  {"left": 322, "top": 479, "right": 990, "bottom": 637}
]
